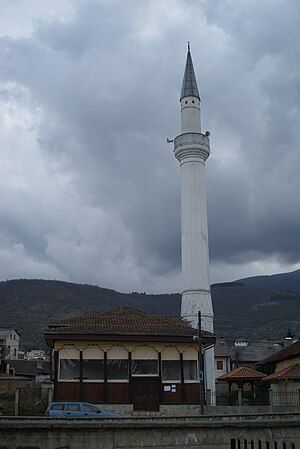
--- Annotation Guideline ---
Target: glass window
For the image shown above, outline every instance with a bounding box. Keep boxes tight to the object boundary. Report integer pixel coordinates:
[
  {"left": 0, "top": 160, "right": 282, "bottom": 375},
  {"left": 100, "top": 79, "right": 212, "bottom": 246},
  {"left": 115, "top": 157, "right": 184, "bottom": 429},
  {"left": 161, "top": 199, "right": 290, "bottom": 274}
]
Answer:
[
  {"left": 183, "top": 360, "right": 198, "bottom": 380},
  {"left": 131, "top": 346, "right": 158, "bottom": 376},
  {"left": 131, "top": 359, "right": 158, "bottom": 376},
  {"left": 59, "top": 359, "right": 80, "bottom": 380},
  {"left": 216, "top": 360, "right": 224, "bottom": 370},
  {"left": 59, "top": 345, "right": 80, "bottom": 380},
  {"left": 107, "top": 359, "right": 128, "bottom": 379},
  {"left": 83, "top": 346, "right": 103, "bottom": 359},
  {"left": 162, "top": 360, "right": 181, "bottom": 380},
  {"left": 132, "top": 346, "right": 157, "bottom": 359},
  {"left": 108, "top": 346, "right": 127, "bottom": 359},
  {"left": 183, "top": 347, "right": 198, "bottom": 360},
  {"left": 51, "top": 403, "right": 65, "bottom": 410},
  {"left": 82, "top": 359, "right": 104, "bottom": 380},
  {"left": 82, "top": 404, "right": 99, "bottom": 412},
  {"left": 66, "top": 403, "right": 81, "bottom": 411},
  {"left": 82, "top": 346, "right": 104, "bottom": 380}
]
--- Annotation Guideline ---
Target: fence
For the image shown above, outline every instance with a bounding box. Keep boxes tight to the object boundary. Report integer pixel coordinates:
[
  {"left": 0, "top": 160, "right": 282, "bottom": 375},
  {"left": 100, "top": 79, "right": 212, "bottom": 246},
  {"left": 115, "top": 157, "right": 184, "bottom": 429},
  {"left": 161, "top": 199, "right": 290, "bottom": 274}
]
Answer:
[
  {"left": 1, "top": 387, "right": 299, "bottom": 416},
  {"left": 0, "top": 393, "right": 14, "bottom": 415},
  {"left": 211, "top": 389, "right": 300, "bottom": 407},
  {"left": 17, "top": 386, "right": 50, "bottom": 416},
  {"left": 1, "top": 386, "right": 52, "bottom": 416},
  {"left": 231, "top": 438, "right": 296, "bottom": 449}
]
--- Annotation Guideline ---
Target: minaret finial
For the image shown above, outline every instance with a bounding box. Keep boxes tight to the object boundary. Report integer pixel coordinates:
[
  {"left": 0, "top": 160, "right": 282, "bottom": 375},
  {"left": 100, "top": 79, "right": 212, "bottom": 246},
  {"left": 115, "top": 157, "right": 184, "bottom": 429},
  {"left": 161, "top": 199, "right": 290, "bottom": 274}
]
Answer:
[{"left": 188, "top": 41, "right": 190, "bottom": 52}]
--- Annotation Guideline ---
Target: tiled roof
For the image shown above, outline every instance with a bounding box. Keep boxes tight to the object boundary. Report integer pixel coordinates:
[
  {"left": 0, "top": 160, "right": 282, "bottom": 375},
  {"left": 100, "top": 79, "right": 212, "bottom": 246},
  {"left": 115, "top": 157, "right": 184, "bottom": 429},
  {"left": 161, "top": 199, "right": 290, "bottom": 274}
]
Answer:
[
  {"left": 5, "top": 360, "right": 50, "bottom": 376},
  {"left": 260, "top": 338, "right": 300, "bottom": 364},
  {"left": 230, "top": 344, "right": 280, "bottom": 363},
  {"left": 45, "top": 307, "right": 204, "bottom": 338},
  {"left": 264, "top": 364, "right": 300, "bottom": 381},
  {"left": 216, "top": 366, "right": 267, "bottom": 382}
]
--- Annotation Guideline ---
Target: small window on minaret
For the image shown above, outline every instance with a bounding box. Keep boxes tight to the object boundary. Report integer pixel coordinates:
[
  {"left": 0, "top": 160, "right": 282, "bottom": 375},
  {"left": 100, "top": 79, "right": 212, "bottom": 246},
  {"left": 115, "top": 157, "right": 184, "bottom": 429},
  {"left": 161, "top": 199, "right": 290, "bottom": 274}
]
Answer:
[
  {"left": 192, "top": 100, "right": 195, "bottom": 103},
  {"left": 185, "top": 100, "right": 188, "bottom": 104}
]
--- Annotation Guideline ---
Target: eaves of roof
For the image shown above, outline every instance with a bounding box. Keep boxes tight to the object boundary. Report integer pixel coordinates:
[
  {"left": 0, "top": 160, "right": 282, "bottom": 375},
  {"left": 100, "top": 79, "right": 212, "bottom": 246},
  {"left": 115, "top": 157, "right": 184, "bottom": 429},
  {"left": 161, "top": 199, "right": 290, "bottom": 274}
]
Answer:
[
  {"left": 263, "top": 364, "right": 300, "bottom": 382},
  {"left": 260, "top": 339, "right": 300, "bottom": 365},
  {"left": 216, "top": 366, "right": 267, "bottom": 382}
]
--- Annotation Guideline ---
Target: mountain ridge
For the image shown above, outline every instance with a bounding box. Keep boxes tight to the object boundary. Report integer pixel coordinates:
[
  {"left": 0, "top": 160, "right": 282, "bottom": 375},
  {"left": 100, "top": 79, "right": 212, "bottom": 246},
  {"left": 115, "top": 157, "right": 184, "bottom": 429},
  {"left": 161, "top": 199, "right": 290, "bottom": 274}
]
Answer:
[
  {"left": 236, "top": 269, "right": 300, "bottom": 292},
  {"left": 0, "top": 271, "right": 299, "bottom": 350}
]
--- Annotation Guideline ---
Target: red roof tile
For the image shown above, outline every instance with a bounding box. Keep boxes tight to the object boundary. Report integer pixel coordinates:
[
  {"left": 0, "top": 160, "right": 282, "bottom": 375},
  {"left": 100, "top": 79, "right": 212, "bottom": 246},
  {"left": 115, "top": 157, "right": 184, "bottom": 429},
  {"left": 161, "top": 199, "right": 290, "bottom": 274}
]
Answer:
[
  {"left": 264, "top": 364, "right": 300, "bottom": 381},
  {"left": 216, "top": 366, "right": 267, "bottom": 381},
  {"left": 45, "top": 307, "right": 210, "bottom": 338}
]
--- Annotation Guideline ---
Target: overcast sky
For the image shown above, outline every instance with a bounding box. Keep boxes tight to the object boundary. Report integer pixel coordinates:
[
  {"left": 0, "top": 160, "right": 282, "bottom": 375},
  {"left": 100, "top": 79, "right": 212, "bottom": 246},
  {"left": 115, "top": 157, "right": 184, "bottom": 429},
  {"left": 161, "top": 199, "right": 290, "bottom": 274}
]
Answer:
[{"left": 0, "top": 0, "right": 299, "bottom": 294}]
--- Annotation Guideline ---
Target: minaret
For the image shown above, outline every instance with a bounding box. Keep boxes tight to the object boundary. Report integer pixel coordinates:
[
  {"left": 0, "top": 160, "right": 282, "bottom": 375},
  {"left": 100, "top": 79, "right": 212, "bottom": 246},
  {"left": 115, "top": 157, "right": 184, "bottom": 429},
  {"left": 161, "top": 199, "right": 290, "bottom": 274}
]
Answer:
[{"left": 174, "top": 44, "right": 215, "bottom": 392}]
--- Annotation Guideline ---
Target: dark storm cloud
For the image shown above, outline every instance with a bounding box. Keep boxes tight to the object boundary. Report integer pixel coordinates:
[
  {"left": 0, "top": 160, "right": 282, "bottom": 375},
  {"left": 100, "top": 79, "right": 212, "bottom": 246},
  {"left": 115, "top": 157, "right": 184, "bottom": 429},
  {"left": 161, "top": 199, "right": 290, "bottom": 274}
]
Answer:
[{"left": 0, "top": 0, "right": 299, "bottom": 292}]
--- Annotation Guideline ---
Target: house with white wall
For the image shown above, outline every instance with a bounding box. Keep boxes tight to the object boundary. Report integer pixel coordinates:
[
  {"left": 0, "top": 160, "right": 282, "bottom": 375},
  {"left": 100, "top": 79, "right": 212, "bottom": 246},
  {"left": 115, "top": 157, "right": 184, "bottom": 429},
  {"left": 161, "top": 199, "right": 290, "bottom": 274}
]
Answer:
[{"left": 0, "top": 328, "right": 20, "bottom": 360}]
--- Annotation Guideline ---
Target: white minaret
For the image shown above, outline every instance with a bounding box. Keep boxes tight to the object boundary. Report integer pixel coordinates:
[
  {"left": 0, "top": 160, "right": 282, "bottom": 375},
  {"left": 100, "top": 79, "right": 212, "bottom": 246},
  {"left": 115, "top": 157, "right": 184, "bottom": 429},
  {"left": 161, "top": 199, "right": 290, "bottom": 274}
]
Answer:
[{"left": 174, "top": 44, "right": 215, "bottom": 393}]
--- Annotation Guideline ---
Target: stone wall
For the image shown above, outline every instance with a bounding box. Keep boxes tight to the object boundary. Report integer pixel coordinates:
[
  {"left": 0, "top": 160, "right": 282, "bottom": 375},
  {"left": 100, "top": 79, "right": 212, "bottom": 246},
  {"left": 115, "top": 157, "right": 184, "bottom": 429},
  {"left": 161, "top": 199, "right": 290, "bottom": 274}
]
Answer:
[{"left": 0, "top": 413, "right": 299, "bottom": 449}]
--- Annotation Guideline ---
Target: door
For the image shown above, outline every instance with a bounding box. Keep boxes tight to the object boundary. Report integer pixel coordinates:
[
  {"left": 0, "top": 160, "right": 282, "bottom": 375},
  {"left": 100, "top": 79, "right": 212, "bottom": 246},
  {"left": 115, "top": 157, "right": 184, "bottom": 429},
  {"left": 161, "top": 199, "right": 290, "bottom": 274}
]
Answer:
[{"left": 132, "top": 378, "right": 160, "bottom": 411}]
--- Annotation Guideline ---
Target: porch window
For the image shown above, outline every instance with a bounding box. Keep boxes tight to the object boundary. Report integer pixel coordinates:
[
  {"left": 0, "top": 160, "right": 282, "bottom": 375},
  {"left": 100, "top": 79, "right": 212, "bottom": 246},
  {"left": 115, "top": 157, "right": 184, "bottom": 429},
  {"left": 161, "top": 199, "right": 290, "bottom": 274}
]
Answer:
[
  {"left": 161, "top": 347, "right": 181, "bottom": 381},
  {"left": 59, "top": 346, "right": 80, "bottom": 381},
  {"left": 183, "top": 347, "right": 198, "bottom": 381},
  {"left": 82, "top": 346, "right": 104, "bottom": 381},
  {"left": 131, "top": 346, "right": 158, "bottom": 376},
  {"left": 107, "top": 346, "right": 129, "bottom": 380}
]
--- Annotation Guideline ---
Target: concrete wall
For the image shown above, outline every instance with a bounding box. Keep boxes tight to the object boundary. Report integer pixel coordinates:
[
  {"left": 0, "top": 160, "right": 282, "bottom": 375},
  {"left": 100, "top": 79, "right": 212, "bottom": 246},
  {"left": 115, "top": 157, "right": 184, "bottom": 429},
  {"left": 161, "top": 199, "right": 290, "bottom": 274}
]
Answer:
[{"left": 0, "top": 414, "right": 299, "bottom": 449}]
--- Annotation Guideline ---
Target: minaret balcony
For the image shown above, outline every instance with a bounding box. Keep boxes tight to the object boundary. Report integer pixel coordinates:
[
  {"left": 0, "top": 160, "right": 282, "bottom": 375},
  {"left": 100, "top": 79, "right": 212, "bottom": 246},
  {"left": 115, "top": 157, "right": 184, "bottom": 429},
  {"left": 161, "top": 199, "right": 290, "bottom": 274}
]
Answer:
[{"left": 174, "top": 132, "right": 210, "bottom": 163}]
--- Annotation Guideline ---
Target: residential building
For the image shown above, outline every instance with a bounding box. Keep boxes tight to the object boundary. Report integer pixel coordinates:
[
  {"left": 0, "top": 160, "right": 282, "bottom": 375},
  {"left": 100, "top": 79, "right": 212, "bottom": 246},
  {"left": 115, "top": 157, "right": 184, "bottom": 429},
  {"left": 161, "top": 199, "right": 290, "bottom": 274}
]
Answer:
[
  {"left": 214, "top": 336, "right": 230, "bottom": 393},
  {"left": 260, "top": 338, "right": 300, "bottom": 403},
  {"left": 0, "top": 328, "right": 20, "bottom": 360}
]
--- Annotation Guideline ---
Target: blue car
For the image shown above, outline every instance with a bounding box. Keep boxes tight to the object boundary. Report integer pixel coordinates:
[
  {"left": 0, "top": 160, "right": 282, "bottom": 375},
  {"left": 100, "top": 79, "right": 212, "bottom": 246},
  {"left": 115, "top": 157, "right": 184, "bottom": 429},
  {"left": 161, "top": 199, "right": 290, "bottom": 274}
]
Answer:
[{"left": 45, "top": 401, "right": 121, "bottom": 417}]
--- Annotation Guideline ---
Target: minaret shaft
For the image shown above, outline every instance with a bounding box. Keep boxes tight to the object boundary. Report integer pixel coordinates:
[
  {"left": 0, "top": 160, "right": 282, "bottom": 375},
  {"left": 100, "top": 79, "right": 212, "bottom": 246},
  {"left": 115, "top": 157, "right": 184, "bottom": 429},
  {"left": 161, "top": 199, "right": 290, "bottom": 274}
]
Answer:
[
  {"left": 174, "top": 92, "right": 213, "bottom": 331},
  {"left": 181, "top": 96, "right": 201, "bottom": 133},
  {"left": 181, "top": 159, "right": 210, "bottom": 291},
  {"left": 174, "top": 46, "right": 215, "bottom": 393}
]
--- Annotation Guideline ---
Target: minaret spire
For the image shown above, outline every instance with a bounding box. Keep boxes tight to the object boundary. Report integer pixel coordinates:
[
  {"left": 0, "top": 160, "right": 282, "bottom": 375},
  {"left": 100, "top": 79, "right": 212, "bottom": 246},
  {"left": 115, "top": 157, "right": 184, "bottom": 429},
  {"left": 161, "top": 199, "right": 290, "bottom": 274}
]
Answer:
[{"left": 180, "top": 43, "right": 200, "bottom": 101}]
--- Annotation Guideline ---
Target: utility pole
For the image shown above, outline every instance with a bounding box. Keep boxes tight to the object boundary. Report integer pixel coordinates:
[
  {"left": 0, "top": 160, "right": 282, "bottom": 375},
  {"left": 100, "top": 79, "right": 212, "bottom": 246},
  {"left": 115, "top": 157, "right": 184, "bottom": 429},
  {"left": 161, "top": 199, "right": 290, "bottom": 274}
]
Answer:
[{"left": 198, "top": 311, "right": 205, "bottom": 414}]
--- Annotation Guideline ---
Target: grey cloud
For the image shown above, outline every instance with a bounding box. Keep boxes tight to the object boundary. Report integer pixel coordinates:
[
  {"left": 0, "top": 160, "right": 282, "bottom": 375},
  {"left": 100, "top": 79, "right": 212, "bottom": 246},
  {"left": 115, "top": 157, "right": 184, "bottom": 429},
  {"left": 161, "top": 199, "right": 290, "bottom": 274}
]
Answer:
[{"left": 0, "top": 0, "right": 299, "bottom": 292}]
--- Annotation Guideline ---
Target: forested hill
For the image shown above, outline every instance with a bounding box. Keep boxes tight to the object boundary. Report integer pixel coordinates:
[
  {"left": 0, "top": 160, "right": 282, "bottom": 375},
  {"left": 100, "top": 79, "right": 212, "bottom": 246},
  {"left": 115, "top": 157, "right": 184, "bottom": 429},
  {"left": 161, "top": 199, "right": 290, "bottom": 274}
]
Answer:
[
  {"left": 237, "top": 269, "right": 300, "bottom": 292},
  {"left": 0, "top": 278, "right": 299, "bottom": 350}
]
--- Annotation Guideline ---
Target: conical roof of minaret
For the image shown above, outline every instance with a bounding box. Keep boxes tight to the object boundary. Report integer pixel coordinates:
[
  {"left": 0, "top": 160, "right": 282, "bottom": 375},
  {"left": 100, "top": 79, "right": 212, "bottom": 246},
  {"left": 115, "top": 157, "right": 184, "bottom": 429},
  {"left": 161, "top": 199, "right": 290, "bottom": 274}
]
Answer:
[{"left": 180, "top": 44, "right": 200, "bottom": 101}]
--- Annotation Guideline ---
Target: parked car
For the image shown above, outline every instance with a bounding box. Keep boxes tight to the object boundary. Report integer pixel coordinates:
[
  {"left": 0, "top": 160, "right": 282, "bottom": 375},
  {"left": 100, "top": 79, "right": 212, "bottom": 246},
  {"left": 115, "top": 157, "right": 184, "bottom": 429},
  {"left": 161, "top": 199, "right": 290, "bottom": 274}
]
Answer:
[{"left": 45, "top": 402, "right": 121, "bottom": 418}]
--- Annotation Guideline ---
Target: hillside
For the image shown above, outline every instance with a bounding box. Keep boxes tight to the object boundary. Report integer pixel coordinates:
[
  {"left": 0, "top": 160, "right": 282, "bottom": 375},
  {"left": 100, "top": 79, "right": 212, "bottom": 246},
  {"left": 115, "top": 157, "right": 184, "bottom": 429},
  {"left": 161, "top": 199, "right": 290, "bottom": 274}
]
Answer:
[
  {"left": 0, "top": 278, "right": 299, "bottom": 350},
  {"left": 237, "top": 269, "right": 300, "bottom": 293}
]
